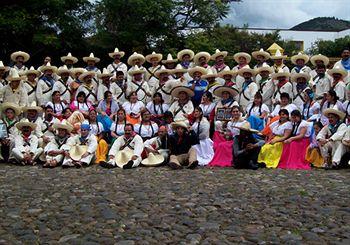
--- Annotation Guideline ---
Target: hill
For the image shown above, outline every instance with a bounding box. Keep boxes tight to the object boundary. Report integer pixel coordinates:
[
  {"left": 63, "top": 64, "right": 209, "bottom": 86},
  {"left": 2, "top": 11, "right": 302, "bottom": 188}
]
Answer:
[{"left": 291, "top": 17, "right": 350, "bottom": 32}]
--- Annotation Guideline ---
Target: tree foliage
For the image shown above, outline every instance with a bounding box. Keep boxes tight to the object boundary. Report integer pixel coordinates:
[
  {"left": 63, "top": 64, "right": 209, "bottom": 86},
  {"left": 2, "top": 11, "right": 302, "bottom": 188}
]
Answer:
[{"left": 309, "top": 36, "right": 350, "bottom": 56}]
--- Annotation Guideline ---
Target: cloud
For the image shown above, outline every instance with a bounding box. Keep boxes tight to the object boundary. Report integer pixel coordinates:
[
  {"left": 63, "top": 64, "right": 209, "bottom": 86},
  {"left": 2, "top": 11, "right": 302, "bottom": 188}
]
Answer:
[{"left": 222, "top": 0, "right": 350, "bottom": 29}]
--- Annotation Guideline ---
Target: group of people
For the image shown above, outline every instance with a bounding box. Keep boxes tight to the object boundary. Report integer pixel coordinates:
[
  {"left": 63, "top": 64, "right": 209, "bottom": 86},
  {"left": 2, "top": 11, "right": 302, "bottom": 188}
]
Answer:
[{"left": 0, "top": 46, "right": 350, "bottom": 170}]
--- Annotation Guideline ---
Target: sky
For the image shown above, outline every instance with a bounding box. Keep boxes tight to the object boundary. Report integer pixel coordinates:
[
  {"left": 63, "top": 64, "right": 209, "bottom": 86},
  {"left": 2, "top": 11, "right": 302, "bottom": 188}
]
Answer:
[{"left": 223, "top": 0, "right": 350, "bottom": 29}]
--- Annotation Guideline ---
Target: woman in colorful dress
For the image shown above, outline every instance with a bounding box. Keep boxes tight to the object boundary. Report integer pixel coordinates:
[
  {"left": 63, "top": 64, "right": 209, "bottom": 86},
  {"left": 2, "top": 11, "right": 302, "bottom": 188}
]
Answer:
[
  {"left": 122, "top": 91, "right": 145, "bottom": 125},
  {"left": 70, "top": 91, "right": 94, "bottom": 119},
  {"left": 146, "top": 92, "right": 169, "bottom": 125},
  {"left": 46, "top": 91, "right": 67, "bottom": 119},
  {"left": 305, "top": 121, "right": 324, "bottom": 168},
  {"left": 245, "top": 92, "right": 270, "bottom": 131}
]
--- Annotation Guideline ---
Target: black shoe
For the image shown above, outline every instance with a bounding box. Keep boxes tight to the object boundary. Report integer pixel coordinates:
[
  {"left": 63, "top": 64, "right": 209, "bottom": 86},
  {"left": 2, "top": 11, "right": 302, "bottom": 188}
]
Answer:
[
  {"left": 62, "top": 164, "right": 70, "bottom": 169},
  {"left": 257, "top": 162, "right": 266, "bottom": 168},
  {"left": 123, "top": 160, "right": 134, "bottom": 169},
  {"left": 167, "top": 161, "right": 182, "bottom": 170},
  {"left": 188, "top": 160, "right": 198, "bottom": 169},
  {"left": 325, "top": 164, "right": 337, "bottom": 170},
  {"left": 248, "top": 160, "right": 259, "bottom": 170},
  {"left": 100, "top": 161, "right": 113, "bottom": 169}
]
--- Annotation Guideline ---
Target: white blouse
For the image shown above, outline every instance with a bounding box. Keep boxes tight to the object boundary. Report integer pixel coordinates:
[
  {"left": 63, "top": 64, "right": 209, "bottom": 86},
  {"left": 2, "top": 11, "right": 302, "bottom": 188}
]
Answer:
[
  {"left": 227, "top": 120, "right": 248, "bottom": 137},
  {"left": 46, "top": 101, "right": 67, "bottom": 116},
  {"left": 302, "top": 101, "right": 320, "bottom": 119},
  {"left": 271, "top": 104, "right": 299, "bottom": 117},
  {"left": 146, "top": 102, "right": 169, "bottom": 115},
  {"left": 246, "top": 103, "right": 270, "bottom": 117},
  {"left": 291, "top": 120, "right": 312, "bottom": 137},
  {"left": 83, "top": 120, "right": 104, "bottom": 136},
  {"left": 134, "top": 122, "right": 159, "bottom": 139},
  {"left": 110, "top": 122, "right": 125, "bottom": 136},
  {"left": 122, "top": 101, "right": 145, "bottom": 115},
  {"left": 270, "top": 121, "right": 293, "bottom": 136},
  {"left": 199, "top": 102, "right": 216, "bottom": 117}
]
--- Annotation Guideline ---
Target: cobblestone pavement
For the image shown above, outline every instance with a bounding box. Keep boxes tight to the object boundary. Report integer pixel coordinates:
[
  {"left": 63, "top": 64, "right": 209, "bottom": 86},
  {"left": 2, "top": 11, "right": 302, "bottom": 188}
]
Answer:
[{"left": 0, "top": 164, "right": 349, "bottom": 244}]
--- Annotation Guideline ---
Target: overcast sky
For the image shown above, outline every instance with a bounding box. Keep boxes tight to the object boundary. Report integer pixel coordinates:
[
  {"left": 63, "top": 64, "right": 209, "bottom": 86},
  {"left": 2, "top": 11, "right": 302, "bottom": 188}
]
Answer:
[{"left": 223, "top": 0, "right": 350, "bottom": 29}]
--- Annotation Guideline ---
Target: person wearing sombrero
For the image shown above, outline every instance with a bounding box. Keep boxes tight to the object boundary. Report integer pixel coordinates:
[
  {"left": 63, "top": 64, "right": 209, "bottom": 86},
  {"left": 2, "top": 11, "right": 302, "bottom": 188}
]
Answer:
[
  {"left": 147, "top": 61, "right": 167, "bottom": 95},
  {"left": 0, "top": 61, "right": 10, "bottom": 101},
  {"left": 271, "top": 69, "right": 292, "bottom": 106},
  {"left": 3, "top": 69, "right": 28, "bottom": 107},
  {"left": 232, "top": 52, "right": 251, "bottom": 91},
  {"left": 309, "top": 54, "right": 329, "bottom": 79},
  {"left": 60, "top": 52, "right": 78, "bottom": 70},
  {"left": 170, "top": 64, "right": 188, "bottom": 87},
  {"left": 126, "top": 65, "right": 151, "bottom": 103},
  {"left": 201, "top": 70, "right": 219, "bottom": 96},
  {"left": 69, "top": 67, "right": 85, "bottom": 100},
  {"left": 162, "top": 53, "right": 178, "bottom": 71},
  {"left": 127, "top": 52, "right": 146, "bottom": 82},
  {"left": 333, "top": 49, "right": 350, "bottom": 84},
  {"left": 12, "top": 119, "right": 43, "bottom": 165},
  {"left": 83, "top": 53, "right": 102, "bottom": 80},
  {"left": 255, "top": 64, "right": 274, "bottom": 109},
  {"left": 110, "top": 70, "right": 128, "bottom": 106},
  {"left": 75, "top": 69, "right": 98, "bottom": 105},
  {"left": 62, "top": 123, "right": 98, "bottom": 168},
  {"left": 188, "top": 66, "right": 208, "bottom": 107},
  {"left": 217, "top": 70, "right": 236, "bottom": 87},
  {"left": 177, "top": 49, "right": 195, "bottom": 82},
  {"left": 151, "top": 68, "right": 173, "bottom": 105},
  {"left": 168, "top": 86, "right": 194, "bottom": 121},
  {"left": 270, "top": 49, "right": 290, "bottom": 74},
  {"left": 328, "top": 66, "right": 347, "bottom": 102},
  {"left": 36, "top": 62, "right": 58, "bottom": 107},
  {"left": 144, "top": 125, "right": 170, "bottom": 164},
  {"left": 168, "top": 120, "right": 199, "bottom": 170},
  {"left": 317, "top": 108, "right": 347, "bottom": 169},
  {"left": 103, "top": 123, "right": 144, "bottom": 169},
  {"left": 145, "top": 51, "right": 163, "bottom": 81},
  {"left": 193, "top": 52, "right": 211, "bottom": 71},
  {"left": 22, "top": 66, "right": 40, "bottom": 105},
  {"left": 43, "top": 120, "right": 73, "bottom": 168},
  {"left": 291, "top": 72, "right": 311, "bottom": 110},
  {"left": 210, "top": 49, "right": 230, "bottom": 85},
  {"left": 252, "top": 48, "right": 270, "bottom": 69},
  {"left": 212, "top": 86, "right": 239, "bottom": 123},
  {"left": 22, "top": 101, "right": 44, "bottom": 139},
  {"left": 10, "top": 51, "right": 30, "bottom": 73},
  {"left": 96, "top": 68, "right": 113, "bottom": 101},
  {"left": 53, "top": 65, "right": 73, "bottom": 104},
  {"left": 107, "top": 47, "right": 127, "bottom": 78},
  {"left": 237, "top": 67, "right": 258, "bottom": 111},
  {"left": 312, "top": 64, "right": 331, "bottom": 102},
  {"left": 291, "top": 52, "right": 311, "bottom": 75}
]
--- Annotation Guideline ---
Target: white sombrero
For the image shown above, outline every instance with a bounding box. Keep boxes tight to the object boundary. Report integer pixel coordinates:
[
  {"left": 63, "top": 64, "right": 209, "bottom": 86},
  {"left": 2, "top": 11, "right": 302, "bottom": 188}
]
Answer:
[
  {"left": 98, "top": 68, "right": 113, "bottom": 79},
  {"left": 323, "top": 108, "right": 345, "bottom": 120},
  {"left": 69, "top": 145, "right": 88, "bottom": 161},
  {"left": 108, "top": 47, "right": 125, "bottom": 58},
  {"left": 1, "top": 102, "right": 21, "bottom": 116},
  {"left": 155, "top": 68, "right": 170, "bottom": 78},
  {"left": 233, "top": 124, "right": 261, "bottom": 134},
  {"left": 114, "top": 150, "right": 134, "bottom": 168},
  {"left": 141, "top": 152, "right": 165, "bottom": 167},
  {"left": 310, "top": 54, "right": 329, "bottom": 66},
  {"left": 0, "top": 61, "right": 9, "bottom": 72},
  {"left": 61, "top": 52, "right": 78, "bottom": 64},
  {"left": 25, "top": 66, "right": 40, "bottom": 77},
  {"left": 128, "top": 65, "right": 146, "bottom": 76},
  {"left": 127, "top": 52, "right": 145, "bottom": 66},
  {"left": 7, "top": 69, "right": 22, "bottom": 82},
  {"left": 188, "top": 66, "right": 207, "bottom": 77},
  {"left": 71, "top": 67, "right": 85, "bottom": 78},
  {"left": 57, "top": 65, "right": 71, "bottom": 76},
  {"left": 255, "top": 64, "right": 273, "bottom": 74},
  {"left": 201, "top": 69, "right": 217, "bottom": 79},
  {"left": 291, "top": 72, "right": 311, "bottom": 83},
  {"left": 146, "top": 52, "right": 163, "bottom": 63},
  {"left": 291, "top": 52, "right": 309, "bottom": 65},
  {"left": 78, "top": 69, "right": 96, "bottom": 81},
  {"left": 211, "top": 49, "right": 228, "bottom": 61},
  {"left": 193, "top": 52, "right": 210, "bottom": 65},
  {"left": 213, "top": 86, "right": 239, "bottom": 98},
  {"left": 39, "top": 62, "right": 58, "bottom": 73},
  {"left": 53, "top": 120, "right": 73, "bottom": 133},
  {"left": 22, "top": 101, "right": 43, "bottom": 113},
  {"left": 271, "top": 49, "right": 287, "bottom": 60},
  {"left": 172, "top": 64, "right": 187, "bottom": 74},
  {"left": 16, "top": 119, "right": 36, "bottom": 131},
  {"left": 171, "top": 120, "right": 189, "bottom": 130},
  {"left": 271, "top": 69, "right": 291, "bottom": 80},
  {"left": 162, "top": 53, "right": 178, "bottom": 64},
  {"left": 233, "top": 52, "right": 251, "bottom": 64},
  {"left": 327, "top": 67, "right": 347, "bottom": 78},
  {"left": 177, "top": 49, "right": 194, "bottom": 61},
  {"left": 252, "top": 48, "right": 271, "bottom": 60},
  {"left": 217, "top": 70, "right": 235, "bottom": 78},
  {"left": 10, "top": 51, "right": 30, "bottom": 62},
  {"left": 237, "top": 67, "right": 256, "bottom": 77},
  {"left": 171, "top": 86, "right": 194, "bottom": 98},
  {"left": 83, "top": 53, "right": 100, "bottom": 63}
]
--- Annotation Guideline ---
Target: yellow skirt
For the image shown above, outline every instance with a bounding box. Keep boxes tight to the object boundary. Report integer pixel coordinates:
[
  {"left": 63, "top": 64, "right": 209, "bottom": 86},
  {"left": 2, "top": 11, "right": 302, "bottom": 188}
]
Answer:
[
  {"left": 258, "top": 137, "right": 283, "bottom": 168},
  {"left": 305, "top": 146, "right": 324, "bottom": 168}
]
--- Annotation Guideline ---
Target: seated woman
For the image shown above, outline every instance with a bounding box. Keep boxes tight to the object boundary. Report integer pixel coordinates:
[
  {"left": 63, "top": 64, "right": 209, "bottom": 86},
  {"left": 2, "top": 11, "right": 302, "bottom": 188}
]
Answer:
[
  {"left": 97, "top": 91, "right": 119, "bottom": 119},
  {"left": 83, "top": 109, "right": 108, "bottom": 164},
  {"left": 246, "top": 92, "right": 270, "bottom": 131},
  {"left": 258, "top": 109, "right": 292, "bottom": 168},
  {"left": 305, "top": 121, "right": 324, "bottom": 168},
  {"left": 46, "top": 91, "right": 67, "bottom": 119},
  {"left": 110, "top": 108, "right": 127, "bottom": 138},
  {"left": 208, "top": 128, "right": 234, "bottom": 167},
  {"left": 302, "top": 88, "right": 320, "bottom": 121},
  {"left": 63, "top": 107, "right": 85, "bottom": 134},
  {"left": 199, "top": 91, "right": 216, "bottom": 120},
  {"left": 134, "top": 109, "right": 159, "bottom": 141},
  {"left": 319, "top": 90, "right": 344, "bottom": 125},
  {"left": 70, "top": 91, "right": 94, "bottom": 119},
  {"left": 226, "top": 105, "right": 249, "bottom": 138},
  {"left": 191, "top": 107, "right": 214, "bottom": 166},
  {"left": 278, "top": 110, "right": 311, "bottom": 169},
  {"left": 122, "top": 91, "right": 145, "bottom": 125},
  {"left": 146, "top": 92, "right": 169, "bottom": 125}
]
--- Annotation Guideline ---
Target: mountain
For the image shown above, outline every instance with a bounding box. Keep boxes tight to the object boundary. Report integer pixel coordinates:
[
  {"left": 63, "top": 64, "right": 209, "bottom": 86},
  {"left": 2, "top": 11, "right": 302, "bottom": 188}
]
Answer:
[{"left": 291, "top": 17, "right": 350, "bottom": 32}]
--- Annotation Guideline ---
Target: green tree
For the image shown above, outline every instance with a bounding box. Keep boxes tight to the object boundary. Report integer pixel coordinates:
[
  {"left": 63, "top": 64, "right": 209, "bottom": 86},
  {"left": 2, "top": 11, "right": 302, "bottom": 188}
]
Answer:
[{"left": 309, "top": 36, "right": 350, "bottom": 57}]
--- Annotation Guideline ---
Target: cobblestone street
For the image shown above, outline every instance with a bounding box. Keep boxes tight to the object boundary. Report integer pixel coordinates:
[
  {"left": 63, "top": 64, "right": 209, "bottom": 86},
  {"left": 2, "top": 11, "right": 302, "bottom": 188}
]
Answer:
[{"left": 0, "top": 164, "right": 349, "bottom": 244}]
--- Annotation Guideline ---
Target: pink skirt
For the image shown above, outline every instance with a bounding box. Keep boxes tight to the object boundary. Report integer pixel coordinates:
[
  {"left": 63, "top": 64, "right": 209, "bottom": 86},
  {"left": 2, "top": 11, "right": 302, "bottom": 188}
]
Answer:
[
  {"left": 278, "top": 138, "right": 311, "bottom": 170},
  {"left": 208, "top": 132, "right": 233, "bottom": 167}
]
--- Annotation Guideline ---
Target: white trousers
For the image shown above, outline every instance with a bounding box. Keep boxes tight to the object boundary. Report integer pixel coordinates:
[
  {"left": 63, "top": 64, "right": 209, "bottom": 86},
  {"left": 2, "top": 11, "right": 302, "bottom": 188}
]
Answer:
[
  {"left": 12, "top": 148, "right": 43, "bottom": 163},
  {"left": 319, "top": 141, "right": 347, "bottom": 165}
]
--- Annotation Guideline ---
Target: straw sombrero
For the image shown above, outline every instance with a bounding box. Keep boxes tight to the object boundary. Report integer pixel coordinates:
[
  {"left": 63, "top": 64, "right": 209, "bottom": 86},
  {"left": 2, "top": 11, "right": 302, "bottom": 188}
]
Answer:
[
  {"left": 141, "top": 152, "right": 165, "bottom": 167},
  {"left": 271, "top": 49, "right": 287, "bottom": 60},
  {"left": 78, "top": 69, "right": 96, "bottom": 81},
  {"left": 22, "top": 101, "right": 43, "bottom": 113},
  {"left": 98, "top": 68, "right": 113, "bottom": 79},
  {"left": 83, "top": 53, "right": 100, "bottom": 63},
  {"left": 10, "top": 51, "right": 30, "bottom": 62},
  {"left": 170, "top": 120, "right": 188, "bottom": 130},
  {"left": 172, "top": 64, "right": 187, "bottom": 74},
  {"left": 114, "top": 150, "right": 134, "bottom": 168},
  {"left": 217, "top": 70, "right": 235, "bottom": 78},
  {"left": 146, "top": 52, "right": 163, "bottom": 63},
  {"left": 233, "top": 124, "right": 261, "bottom": 134},
  {"left": 16, "top": 119, "right": 36, "bottom": 131},
  {"left": 327, "top": 67, "right": 347, "bottom": 78},
  {"left": 0, "top": 61, "right": 9, "bottom": 72},
  {"left": 201, "top": 69, "right": 217, "bottom": 79},
  {"left": 233, "top": 52, "right": 251, "bottom": 63},
  {"left": 57, "top": 65, "right": 71, "bottom": 76},
  {"left": 127, "top": 52, "right": 145, "bottom": 66},
  {"left": 271, "top": 70, "right": 291, "bottom": 80},
  {"left": 291, "top": 72, "right": 311, "bottom": 83},
  {"left": 323, "top": 108, "right": 345, "bottom": 120},
  {"left": 71, "top": 67, "right": 85, "bottom": 78},
  {"left": 310, "top": 54, "right": 329, "bottom": 66},
  {"left": 69, "top": 145, "right": 89, "bottom": 161},
  {"left": 170, "top": 86, "right": 194, "bottom": 98},
  {"left": 237, "top": 67, "right": 256, "bottom": 77},
  {"left": 291, "top": 52, "right": 309, "bottom": 65},
  {"left": 25, "top": 66, "right": 40, "bottom": 77},
  {"left": 193, "top": 52, "right": 210, "bottom": 65},
  {"left": 188, "top": 66, "right": 207, "bottom": 77},
  {"left": 213, "top": 86, "right": 239, "bottom": 98},
  {"left": 211, "top": 49, "right": 228, "bottom": 61},
  {"left": 7, "top": 70, "right": 22, "bottom": 82},
  {"left": 155, "top": 68, "right": 170, "bottom": 78},
  {"left": 252, "top": 48, "right": 271, "bottom": 60},
  {"left": 128, "top": 65, "right": 146, "bottom": 76},
  {"left": 108, "top": 47, "right": 125, "bottom": 58},
  {"left": 61, "top": 52, "right": 78, "bottom": 64},
  {"left": 177, "top": 49, "right": 194, "bottom": 61},
  {"left": 53, "top": 120, "right": 73, "bottom": 133},
  {"left": 255, "top": 65, "right": 273, "bottom": 74},
  {"left": 162, "top": 53, "right": 178, "bottom": 64},
  {"left": 1, "top": 102, "right": 21, "bottom": 116},
  {"left": 39, "top": 62, "right": 58, "bottom": 73}
]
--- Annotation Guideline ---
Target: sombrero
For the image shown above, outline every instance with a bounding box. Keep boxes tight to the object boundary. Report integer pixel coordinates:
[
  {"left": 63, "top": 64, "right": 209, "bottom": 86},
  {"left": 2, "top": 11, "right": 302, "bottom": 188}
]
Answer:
[
  {"left": 233, "top": 124, "right": 261, "bottom": 134},
  {"left": 271, "top": 49, "right": 287, "bottom": 60},
  {"left": 255, "top": 65, "right": 273, "bottom": 74},
  {"left": 83, "top": 53, "right": 100, "bottom": 63},
  {"left": 170, "top": 86, "right": 194, "bottom": 98},
  {"left": 1, "top": 102, "right": 21, "bottom": 116},
  {"left": 201, "top": 69, "right": 217, "bottom": 79},
  {"left": 170, "top": 120, "right": 189, "bottom": 130},
  {"left": 53, "top": 120, "right": 73, "bottom": 133},
  {"left": 193, "top": 52, "right": 210, "bottom": 65},
  {"left": 108, "top": 47, "right": 125, "bottom": 58},
  {"left": 291, "top": 52, "right": 309, "bottom": 65},
  {"left": 25, "top": 66, "right": 41, "bottom": 77},
  {"left": 10, "top": 51, "right": 30, "bottom": 62},
  {"left": 0, "top": 61, "right": 9, "bottom": 72},
  {"left": 291, "top": 72, "right": 311, "bottom": 83},
  {"left": 98, "top": 68, "right": 113, "bottom": 79},
  {"left": 211, "top": 49, "right": 228, "bottom": 61},
  {"left": 252, "top": 48, "right": 271, "bottom": 60},
  {"left": 310, "top": 54, "right": 329, "bottom": 66},
  {"left": 71, "top": 67, "right": 85, "bottom": 78},
  {"left": 155, "top": 68, "right": 170, "bottom": 78},
  {"left": 188, "top": 66, "right": 207, "bottom": 77},
  {"left": 172, "top": 64, "right": 187, "bottom": 74},
  {"left": 233, "top": 52, "right": 251, "bottom": 64},
  {"left": 69, "top": 145, "right": 89, "bottom": 161},
  {"left": 61, "top": 52, "right": 78, "bottom": 64},
  {"left": 271, "top": 70, "right": 291, "bottom": 80},
  {"left": 141, "top": 152, "right": 165, "bottom": 167},
  {"left": 78, "top": 69, "right": 96, "bottom": 81},
  {"left": 162, "top": 53, "right": 178, "bottom": 64},
  {"left": 127, "top": 52, "right": 145, "bottom": 66},
  {"left": 22, "top": 101, "right": 43, "bottom": 113},
  {"left": 39, "top": 62, "right": 58, "bottom": 73},
  {"left": 16, "top": 119, "right": 36, "bottom": 131},
  {"left": 237, "top": 67, "right": 256, "bottom": 77},
  {"left": 327, "top": 67, "right": 347, "bottom": 78},
  {"left": 213, "top": 86, "right": 239, "bottom": 98},
  {"left": 128, "top": 65, "right": 146, "bottom": 76},
  {"left": 114, "top": 150, "right": 134, "bottom": 168},
  {"left": 323, "top": 108, "right": 345, "bottom": 121},
  {"left": 146, "top": 52, "right": 163, "bottom": 63},
  {"left": 217, "top": 70, "right": 235, "bottom": 78},
  {"left": 7, "top": 70, "right": 22, "bottom": 82},
  {"left": 57, "top": 65, "right": 71, "bottom": 77},
  {"left": 177, "top": 49, "right": 194, "bottom": 61}
]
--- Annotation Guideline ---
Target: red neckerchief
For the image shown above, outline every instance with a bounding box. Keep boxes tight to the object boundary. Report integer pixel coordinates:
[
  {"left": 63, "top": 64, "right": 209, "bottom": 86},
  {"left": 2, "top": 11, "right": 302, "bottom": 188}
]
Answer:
[
  {"left": 238, "top": 64, "right": 247, "bottom": 69},
  {"left": 214, "top": 63, "right": 225, "bottom": 70},
  {"left": 277, "top": 80, "right": 288, "bottom": 88}
]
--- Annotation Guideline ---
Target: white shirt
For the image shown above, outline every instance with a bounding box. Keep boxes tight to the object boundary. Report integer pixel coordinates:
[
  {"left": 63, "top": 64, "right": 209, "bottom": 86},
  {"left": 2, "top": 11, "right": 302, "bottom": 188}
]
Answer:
[
  {"left": 270, "top": 121, "right": 292, "bottom": 136},
  {"left": 227, "top": 120, "right": 248, "bottom": 137},
  {"left": 122, "top": 101, "right": 145, "bottom": 115},
  {"left": 246, "top": 103, "right": 270, "bottom": 117},
  {"left": 46, "top": 101, "right": 67, "bottom": 116},
  {"left": 271, "top": 104, "right": 299, "bottom": 117},
  {"left": 291, "top": 120, "right": 312, "bottom": 137},
  {"left": 302, "top": 101, "right": 320, "bottom": 120},
  {"left": 134, "top": 122, "right": 159, "bottom": 139},
  {"left": 199, "top": 102, "right": 216, "bottom": 118},
  {"left": 83, "top": 120, "right": 104, "bottom": 136},
  {"left": 110, "top": 122, "right": 125, "bottom": 136},
  {"left": 146, "top": 102, "right": 169, "bottom": 115}
]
